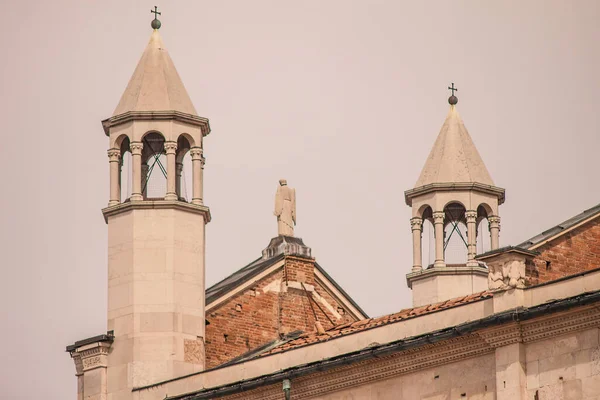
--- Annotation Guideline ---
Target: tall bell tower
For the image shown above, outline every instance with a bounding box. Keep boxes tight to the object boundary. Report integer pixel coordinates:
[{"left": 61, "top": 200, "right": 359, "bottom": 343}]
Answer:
[
  {"left": 405, "top": 86, "right": 504, "bottom": 307},
  {"left": 68, "top": 11, "right": 212, "bottom": 400}
]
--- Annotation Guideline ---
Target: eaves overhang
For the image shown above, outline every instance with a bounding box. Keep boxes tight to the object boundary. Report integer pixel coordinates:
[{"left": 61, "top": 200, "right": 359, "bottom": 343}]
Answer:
[
  {"left": 102, "top": 110, "right": 211, "bottom": 137},
  {"left": 65, "top": 332, "right": 114, "bottom": 353},
  {"left": 404, "top": 182, "right": 505, "bottom": 207},
  {"left": 101, "top": 200, "right": 211, "bottom": 224},
  {"left": 475, "top": 246, "right": 539, "bottom": 261}
]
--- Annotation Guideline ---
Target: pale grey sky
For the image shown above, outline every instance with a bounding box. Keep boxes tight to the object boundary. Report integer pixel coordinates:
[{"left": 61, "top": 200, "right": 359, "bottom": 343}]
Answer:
[{"left": 1, "top": 1, "right": 599, "bottom": 398}]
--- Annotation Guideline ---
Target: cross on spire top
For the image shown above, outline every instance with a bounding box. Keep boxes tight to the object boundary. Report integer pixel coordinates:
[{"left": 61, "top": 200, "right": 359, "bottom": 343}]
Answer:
[
  {"left": 448, "top": 83, "right": 458, "bottom": 105},
  {"left": 150, "top": 6, "right": 162, "bottom": 30},
  {"left": 448, "top": 83, "right": 458, "bottom": 96}
]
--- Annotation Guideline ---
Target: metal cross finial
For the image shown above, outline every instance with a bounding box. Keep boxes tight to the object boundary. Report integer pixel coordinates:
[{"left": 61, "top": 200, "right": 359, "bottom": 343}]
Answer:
[
  {"left": 150, "top": 6, "right": 162, "bottom": 29},
  {"left": 448, "top": 83, "right": 458, "bottom": 96},
  {"left": 151, "top": 6, "right": 161, "bottom": 20}
]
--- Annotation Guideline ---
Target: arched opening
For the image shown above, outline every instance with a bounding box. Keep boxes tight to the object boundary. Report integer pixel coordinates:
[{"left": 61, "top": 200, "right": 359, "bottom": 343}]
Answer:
[
  {"left": 119, "top": 137, "right": 132, "bottom": 201},
  {"left": 420, "top": 206, "right": 435, "bottom": 268},
  {"left": 476, "top": 205, "right": 492, "bottom": 255},
  {"left": 443, "top": 202, "right": 468, "bottom": 265},
  {"left": 176, "top": 135, "right": 194, "bottom": 202},
  {"left": 141, "top": 132, "right": 166, "bottom": 199}
]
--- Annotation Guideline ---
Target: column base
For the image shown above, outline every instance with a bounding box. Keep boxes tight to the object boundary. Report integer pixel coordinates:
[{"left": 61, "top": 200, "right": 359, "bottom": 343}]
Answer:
[
  {"left": 165, "top": 193, "right": 178, "bottom": 201},
  {"left": 192, "top": 198, "right": 203, "bottom": 205},
  {"left": 411, "top": 265, "right": 423, "bottom": 273},
  {"left": 108, "top": 200, "right": 119, "bottom": 207},
  {"left": 466, "top": 260, "right": 479, "bottom": 267},
  {"left": 433, "top": 260, "right": 446, "bottom": 268},
  {"left": 130, "top": 194, "right": 143, "bottom": 201}
]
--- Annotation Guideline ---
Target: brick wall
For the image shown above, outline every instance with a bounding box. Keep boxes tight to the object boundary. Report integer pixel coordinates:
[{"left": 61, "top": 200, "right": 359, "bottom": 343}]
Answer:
[
  {"left": 526, "top": 219, "right": 600, "bottom": 285},
  {"left": 204, "top": 256, "right": 358, "bottom": 368}
]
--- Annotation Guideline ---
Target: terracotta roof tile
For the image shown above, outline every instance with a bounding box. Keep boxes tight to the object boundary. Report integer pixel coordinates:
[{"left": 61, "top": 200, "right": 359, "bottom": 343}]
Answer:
[{"left": 260, "top": 290, "right": 492, "bottom": 357}]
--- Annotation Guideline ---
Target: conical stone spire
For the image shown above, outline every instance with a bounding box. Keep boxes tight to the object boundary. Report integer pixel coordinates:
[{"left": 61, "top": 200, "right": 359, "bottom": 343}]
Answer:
[
  {"left": 415, "top": 105, "right": 494, "bottom": 188},
  {"left": 112, "top": 29, "right": 198, "bottom": 117}
]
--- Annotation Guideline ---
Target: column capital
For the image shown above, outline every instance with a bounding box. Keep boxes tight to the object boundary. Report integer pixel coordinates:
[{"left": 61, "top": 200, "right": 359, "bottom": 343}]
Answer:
[
  {"left": 190, "top": 147, "right": 203, "bottom": 159},
  {"left": 71, "top": 341, "right": 111, "bottom": 373},
  {"left": 130, "top": 142, "right": 143, "bottom": 155},
  {"left": 465, "top": 210, "right": 478, "bottom": 220},
  {"left": 410, "top": 217, "right": 423, "bottom": 230},
  {"left": 489, "top": 216, "right": 501, "bottom": 226},
  {"left": 432, "top": 211, "right": 445, "bottom": 223},
  {"left": 164, "top": 141, "right": 177, "bottom": 154},
  {"left": 107, "top": 148, "right": 121, "bottom": 162},
  {"left": 71, "top": 352, "right": 84, "bottom": 376}
]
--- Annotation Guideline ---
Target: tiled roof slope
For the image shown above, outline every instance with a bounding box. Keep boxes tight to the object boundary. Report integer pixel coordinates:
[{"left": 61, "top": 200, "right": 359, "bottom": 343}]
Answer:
[
  {"left": 258, "top": 290, "right": 492, "bottom": 357},
  {"left": 205, "top": 254, "right": 368, "bottom": 318},
  {"left": 205, "top": 256, "right": 278, "bottom": 305},
  {"left": 517, "top": 203, "right": 600, "bottom": 249}
]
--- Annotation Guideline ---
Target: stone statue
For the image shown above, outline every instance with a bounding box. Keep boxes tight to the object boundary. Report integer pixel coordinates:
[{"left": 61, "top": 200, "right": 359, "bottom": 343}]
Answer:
[{"left": 274, "top": 179, "right": 296, "bottom": 236}]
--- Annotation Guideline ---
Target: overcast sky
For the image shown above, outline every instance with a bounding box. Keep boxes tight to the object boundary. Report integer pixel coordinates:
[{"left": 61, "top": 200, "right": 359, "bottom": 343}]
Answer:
[{"left": 1, "top": 1, "right": 600, "bottom": 398}]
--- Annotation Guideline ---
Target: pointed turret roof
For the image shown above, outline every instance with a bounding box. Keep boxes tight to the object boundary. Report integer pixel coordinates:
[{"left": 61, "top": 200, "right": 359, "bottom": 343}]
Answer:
[
  {"left": 112, "top": 29, "right": 198, "bottom": 117},
  {"left": 414, "top": 105, "right": 494, "bottom": 188}
]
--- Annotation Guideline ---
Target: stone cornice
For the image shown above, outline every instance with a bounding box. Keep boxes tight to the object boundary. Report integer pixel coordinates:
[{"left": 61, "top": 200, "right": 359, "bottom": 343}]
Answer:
[
  {"left": 218, "top": 334, "right": 493, "bottom": 400},
  {"left": 102, "top": 200, "right": 211, "bottom": 224},
  {"left": 404, "top": 182, "right": 505, "bottom": 206},
  {"left": 475, "top": 246, "right": 539, "bottom": 261},
  {"left": 521, "top": 305, "right": 600, "bottom": 343},
  {"left": 477, "top": 322, "right": 523, "bottom": 348},
  {"left": 102, "top": 110, "right": 211, "bottom": 137},
  {"left": 70, "top": 341, "right": 112, "bottom": 374},
  {"left": 406, "top": 265, "right": 489, "bottom": 289}
]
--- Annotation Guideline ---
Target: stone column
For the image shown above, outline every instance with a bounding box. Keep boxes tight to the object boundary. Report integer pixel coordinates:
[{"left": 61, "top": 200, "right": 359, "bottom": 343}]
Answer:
[
  {"left": 489, "top": 216, "right": 501, "bottom": 250},
  {"left": 433, "top": 211, "right": 446, "bottom": 268},
  {"left": 107, "top": 149, "right": 121, "bottom": 207},
  {"left": 466, "top": 210, "right": 478, "bottom": 266},
  {"left": 130, "top": 142, "right": 144, "bottom": 201},
  {"left": 176, "top": 162, "right": 184, "bottom": 200},
  {"left": 190, "top": 147, "right": 204, "bottom": 205},
  {"left": 410, "top": 217, "right": 423, "bottom": 272},
  {"left": 164, "top": 141, "right": 178, "bottom": 201}
]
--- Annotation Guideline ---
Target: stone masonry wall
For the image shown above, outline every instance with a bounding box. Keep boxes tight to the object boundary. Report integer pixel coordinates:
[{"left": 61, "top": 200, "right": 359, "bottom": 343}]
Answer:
[
  {"left": 311, "top": 354, "right": 496, "bottom": 399},
  {"left": 205, "top": 256, "right": 357, "bottom": 369},
  {"left": 526, "top": 219, "right": 600, "bottom": 285},
  {"left": 525, "top": 327, "right": 600, "bottom": 399}
]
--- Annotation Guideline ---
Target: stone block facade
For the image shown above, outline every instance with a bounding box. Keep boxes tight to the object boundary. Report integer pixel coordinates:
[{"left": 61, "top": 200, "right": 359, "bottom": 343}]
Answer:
[
  {"left": 525, "top": 328, "right": 600, "bottom": 399},
  {"left": 205, "top": 256, "right": 357, "bottom": 368},
  {"left": 526, "top": 219, "right": 600, "bottom": 285}
]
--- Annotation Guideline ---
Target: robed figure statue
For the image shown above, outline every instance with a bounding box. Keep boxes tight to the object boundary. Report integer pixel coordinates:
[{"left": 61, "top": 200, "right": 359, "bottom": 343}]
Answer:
[{"left": 274, "top": 179, "right": 296, "bottom": 237}]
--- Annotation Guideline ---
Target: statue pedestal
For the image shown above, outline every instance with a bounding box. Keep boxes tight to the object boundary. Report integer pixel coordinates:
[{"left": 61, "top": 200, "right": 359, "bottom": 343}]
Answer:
[{"left": 262, "top": 235, "right": 312, "bottom": 260}]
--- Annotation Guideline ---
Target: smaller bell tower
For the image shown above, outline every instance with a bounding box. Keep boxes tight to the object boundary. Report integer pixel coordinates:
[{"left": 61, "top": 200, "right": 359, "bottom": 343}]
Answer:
[{"left": 405, "top": 85, "right": 505, "bottom": 307}]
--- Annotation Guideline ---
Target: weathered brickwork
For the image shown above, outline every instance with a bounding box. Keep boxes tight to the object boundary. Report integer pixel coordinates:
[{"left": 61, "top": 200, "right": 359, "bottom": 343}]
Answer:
[
  {"left": 526, "top": 219, "right": 600, "bottom": 285},
  {"left": 204, "top": 256, "right": 358, "bottom": 368}
]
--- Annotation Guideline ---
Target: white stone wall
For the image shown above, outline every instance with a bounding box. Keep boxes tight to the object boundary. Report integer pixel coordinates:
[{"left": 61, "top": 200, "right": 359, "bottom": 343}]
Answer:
[
  {"left": 106, "top": 207, "right": 206, "bottom": 399},
  {"left": 526, "top": 328, "right": 600, "bottom": 399}
]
